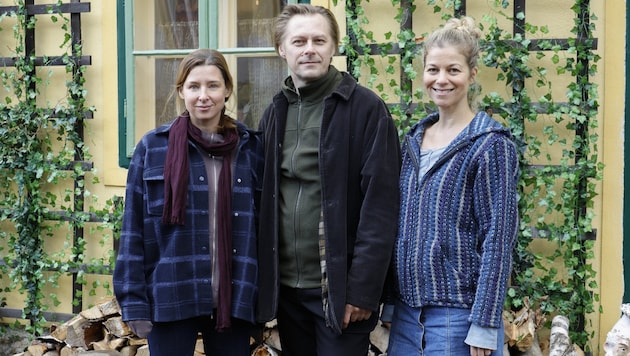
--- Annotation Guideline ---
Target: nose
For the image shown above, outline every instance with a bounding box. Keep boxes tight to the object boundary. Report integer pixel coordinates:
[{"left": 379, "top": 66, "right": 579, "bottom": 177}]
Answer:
[
  {"left": 303, "top": 40, "right": 315, "bottom": 54},
  {"left": 436, "top": 70, "right": 448, "bottom": 83},
  {"left": 198, "top": 88, "right": 210, "bottom": 100}
]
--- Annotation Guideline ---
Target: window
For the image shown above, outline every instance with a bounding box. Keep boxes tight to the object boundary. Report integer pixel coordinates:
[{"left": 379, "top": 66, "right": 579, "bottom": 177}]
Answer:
[{"left": 118, "top": 0, "right": 296, "bottom": 167}]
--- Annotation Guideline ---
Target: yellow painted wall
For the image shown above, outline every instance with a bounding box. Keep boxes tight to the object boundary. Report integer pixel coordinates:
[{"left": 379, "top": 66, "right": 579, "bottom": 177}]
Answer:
[
  {"left": 0, "top": 1, "right": 624, "bottom": 352},
  {"left": 599, "top": 0, "right": 625, "bottom": 350},
  {"left": 327, "top": 0, "right": 621, "bottom": 352},
  {"left": 0, "top": 1, "right": 125, "bottom": 316}
]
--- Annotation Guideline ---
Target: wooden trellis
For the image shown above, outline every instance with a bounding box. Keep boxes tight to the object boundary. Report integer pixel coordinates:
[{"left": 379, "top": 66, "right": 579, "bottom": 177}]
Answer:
[
  {"left": 0, "top": 0, "right": 95, "bottom": 323},
  {"left": 344, "top": 0, "right": 598, "bottom": 347}
]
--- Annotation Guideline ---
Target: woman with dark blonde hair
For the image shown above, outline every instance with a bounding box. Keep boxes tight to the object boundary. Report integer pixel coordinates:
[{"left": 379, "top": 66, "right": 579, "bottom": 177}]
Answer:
[
  {"left": 384, "top": 17, "right": 519, "bottom": 356},
  {"left": 114, "top": 48, "right": 263, "bottom": 355}
]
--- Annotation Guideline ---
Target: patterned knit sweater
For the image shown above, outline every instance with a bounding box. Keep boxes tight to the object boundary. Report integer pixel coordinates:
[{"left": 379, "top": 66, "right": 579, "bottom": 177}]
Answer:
[{"left": 394, "top": 111, "right": 519, "bottom": 328}]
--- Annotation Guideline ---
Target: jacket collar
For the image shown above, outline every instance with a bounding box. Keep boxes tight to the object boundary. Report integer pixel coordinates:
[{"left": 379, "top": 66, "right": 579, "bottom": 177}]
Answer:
[
  {"left": 155, "top": 116, "right": 254, "bottom": 141},
  {"left": 407, "top": 111, "right": 512, "bottom": 146}
]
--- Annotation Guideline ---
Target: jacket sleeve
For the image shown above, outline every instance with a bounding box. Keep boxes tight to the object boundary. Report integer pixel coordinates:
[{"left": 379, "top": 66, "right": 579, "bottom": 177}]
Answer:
[
  {"left": 345, "top": 96, "right": 402, "bottom": 311},
  {"left": 113, "top": 140, "right": 152, "bottom": 322},
  {"left": 470, "top": 135, "right": 520, "bottom": 328}
]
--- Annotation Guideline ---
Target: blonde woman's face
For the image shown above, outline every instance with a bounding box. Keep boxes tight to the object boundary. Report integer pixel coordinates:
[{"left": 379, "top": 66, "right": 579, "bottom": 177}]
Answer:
[{"left": 423, "top": 45, "right": 477, "bottom": 111}]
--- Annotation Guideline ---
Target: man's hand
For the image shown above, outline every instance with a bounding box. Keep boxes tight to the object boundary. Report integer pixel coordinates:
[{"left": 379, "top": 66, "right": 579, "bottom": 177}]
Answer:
[{"left": 343, "top": 304, "right": 372, "bottom": 329}]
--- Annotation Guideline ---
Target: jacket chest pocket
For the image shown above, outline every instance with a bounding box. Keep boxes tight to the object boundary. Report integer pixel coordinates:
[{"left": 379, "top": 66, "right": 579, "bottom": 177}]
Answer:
[{"left": 143, "top": 167, "right": 166, "bottom": 216}]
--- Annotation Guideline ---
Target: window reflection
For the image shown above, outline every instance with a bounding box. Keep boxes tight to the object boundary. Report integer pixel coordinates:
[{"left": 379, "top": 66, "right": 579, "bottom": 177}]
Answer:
[
  {"left": 153, "top": 1, "right": 200, "bottom": 126},
  {"left": 236, "top": 0, "right": 286, "bottom": 128},
  {"left": 155, "top": 1, "right": 199, "bottom": 50},
  {"left": 133, "top": 0, "right": 288, "bottom": 134}
]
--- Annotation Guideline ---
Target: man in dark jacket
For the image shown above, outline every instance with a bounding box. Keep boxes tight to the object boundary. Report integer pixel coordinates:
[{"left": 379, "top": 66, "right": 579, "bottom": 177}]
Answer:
[{"left": 256, "top": 4, "right": 401, "bottom": 356}]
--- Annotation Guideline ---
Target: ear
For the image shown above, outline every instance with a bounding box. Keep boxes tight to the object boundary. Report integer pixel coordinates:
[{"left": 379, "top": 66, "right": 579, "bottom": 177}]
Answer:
[
  {"left": 178, "top": 88, "right": 184, "bottom": 99},
  {"left": 278, "top": 46, "right": 286, "bottom": 58},
  {"left": 469, "top": 66, "right": 478, "bottom": 84}
]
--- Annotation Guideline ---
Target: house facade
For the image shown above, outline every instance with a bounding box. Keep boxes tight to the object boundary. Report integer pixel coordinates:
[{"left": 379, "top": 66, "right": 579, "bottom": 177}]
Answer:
[{"left": 0, "top": 0, "right": 625, "bottom": 352}]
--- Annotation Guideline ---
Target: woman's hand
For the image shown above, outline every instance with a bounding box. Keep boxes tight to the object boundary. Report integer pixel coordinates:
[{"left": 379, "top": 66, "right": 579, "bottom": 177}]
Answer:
[{"left": 470, "top": 346, "right": 493, "bottom": 356}]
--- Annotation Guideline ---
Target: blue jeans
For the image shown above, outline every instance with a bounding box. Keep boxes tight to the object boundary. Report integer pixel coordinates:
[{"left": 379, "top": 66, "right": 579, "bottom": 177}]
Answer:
[{"left": 387, "top": 300, "right": 504, "bottom": 356}]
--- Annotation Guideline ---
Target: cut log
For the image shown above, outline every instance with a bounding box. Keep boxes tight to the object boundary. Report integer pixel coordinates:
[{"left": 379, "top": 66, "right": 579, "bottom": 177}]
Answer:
[
  {"left": 80, "top": 305, "right": 105, "bottom": 322},
  {"left": 548, "top": 315, "right": 581, "bottom": 356},
  {"left": 369, "top": 321, "right": 390, "bottom": 353},
  {"left": 97, "top": 298, "right": 121, "bottom": 318},
  {"left": 64, "top": 315, "right": 104, "bottom": 350},
  {"left": 504, "top": 307, "right": 537, "bottom": 351},
  {"left": 60, "top": 346, "right": 78, "bottom": 356},
  {"left": 27, "top": 344, "right": 50, "bottom": 356},
  {"left": 118, "top": 345, "right": 139, "bottom": 356},
  {"left": 134, "top": 345, "right": 149, "bottom": 356},
  {"left": 103, "top": 317, "right": 131, "bottom": 338}
]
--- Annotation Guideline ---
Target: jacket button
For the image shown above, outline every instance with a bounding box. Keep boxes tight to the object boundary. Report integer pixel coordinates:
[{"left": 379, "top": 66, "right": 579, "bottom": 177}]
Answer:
[
  {"left": 199, "top": 176, "right": 205, "bottom": 181},
  {"left": 236, "top": 178, "right": 242, "bottom": 183},
  {"left": 234, "top": 212, "right": 239, "bottom": 217},
  {"left": 232, "top": 248, "right": 237, "bottom": 254}
]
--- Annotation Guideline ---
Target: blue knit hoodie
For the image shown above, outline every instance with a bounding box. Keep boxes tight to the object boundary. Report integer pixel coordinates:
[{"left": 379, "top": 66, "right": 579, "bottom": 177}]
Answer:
[{"left": 394, "top": 110, "right": 519, "bottom": 328}]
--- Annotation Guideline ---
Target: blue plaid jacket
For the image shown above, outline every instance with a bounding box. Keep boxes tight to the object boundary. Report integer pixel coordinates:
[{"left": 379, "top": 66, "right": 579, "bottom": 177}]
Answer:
[{"left": 114, "top": 120, "right": 263, "bottom": 324}]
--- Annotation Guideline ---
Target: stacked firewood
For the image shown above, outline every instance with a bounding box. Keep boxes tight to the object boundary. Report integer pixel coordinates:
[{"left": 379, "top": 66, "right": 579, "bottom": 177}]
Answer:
[
  {"left": 502, "top": 297, "right": 584, "bottom": 356},
  {"left": 12, "top": 297, "right": 148, "bottom": 356},
  {"left": 10, "top": 297, "right": 279, "bottom": 356},
  {"left": 11, "top": 297, "right": 388, "bottom": 356},
  {"left": 16, "top": 294, "right": 585, "bottom": 356}
]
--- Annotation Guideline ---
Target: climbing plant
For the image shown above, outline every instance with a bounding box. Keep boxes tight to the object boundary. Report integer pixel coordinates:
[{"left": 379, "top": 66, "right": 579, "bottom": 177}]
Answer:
[
  {"left": 0, "top": 1, "right": 121, "bottom": 335},
  {"left": 337, "top": 0, "right": 602, "bottom": 351}
]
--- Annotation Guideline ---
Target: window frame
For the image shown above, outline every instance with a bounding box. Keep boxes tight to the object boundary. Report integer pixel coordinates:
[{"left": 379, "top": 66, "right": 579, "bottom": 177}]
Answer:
[{"left": 117, "top": 0, "right": 299, "bottom": 167}]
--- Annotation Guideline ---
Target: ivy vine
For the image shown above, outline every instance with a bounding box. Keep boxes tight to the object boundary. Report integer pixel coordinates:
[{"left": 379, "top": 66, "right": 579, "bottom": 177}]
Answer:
[
  {"left": 0, "top": 1, "right": 122, "bottom": 335},
  {"left": 337, "top": 0, "right": 602, "bottom": 351}
]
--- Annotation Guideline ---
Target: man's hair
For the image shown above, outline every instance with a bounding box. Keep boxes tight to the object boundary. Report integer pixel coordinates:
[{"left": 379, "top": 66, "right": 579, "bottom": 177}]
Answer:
[{"left": 273, "top": 4, "right": 340, "bottom": 55}]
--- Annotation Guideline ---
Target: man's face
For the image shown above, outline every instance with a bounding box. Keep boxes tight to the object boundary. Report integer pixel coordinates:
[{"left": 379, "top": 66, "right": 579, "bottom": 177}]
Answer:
[{"left": 278, "top": 13, "right": 336, "bottom": 88}]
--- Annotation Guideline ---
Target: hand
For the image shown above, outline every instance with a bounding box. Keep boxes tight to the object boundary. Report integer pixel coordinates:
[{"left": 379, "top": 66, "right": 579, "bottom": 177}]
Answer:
[
  {"left": 127, "top": 320, "right": 153, "bottom": 338},
  {"left": 470, "top": 346, "right": 493, "bottom": 356},
  {"left": 343, "top": 304, "right": 372, "bottom": 329}
]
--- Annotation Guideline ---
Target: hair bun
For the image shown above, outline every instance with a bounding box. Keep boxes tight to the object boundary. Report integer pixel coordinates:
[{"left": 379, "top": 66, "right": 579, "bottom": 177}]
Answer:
[{"left": 444, "top": 16, "right": 482, "bottom": 40}]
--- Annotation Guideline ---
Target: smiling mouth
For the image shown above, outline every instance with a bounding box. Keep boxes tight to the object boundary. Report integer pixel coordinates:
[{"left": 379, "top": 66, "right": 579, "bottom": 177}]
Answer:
[{"left": 432, "top": 88, "right": 453, "bottom": 93}]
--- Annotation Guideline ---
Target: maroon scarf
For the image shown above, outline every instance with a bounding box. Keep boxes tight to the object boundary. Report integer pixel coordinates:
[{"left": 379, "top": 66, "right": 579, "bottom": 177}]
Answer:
[{"left": 162, "top": 112, "right": 238, "bottom": 331}]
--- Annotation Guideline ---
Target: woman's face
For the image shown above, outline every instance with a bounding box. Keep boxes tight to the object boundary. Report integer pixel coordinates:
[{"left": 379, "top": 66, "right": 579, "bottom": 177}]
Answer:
[
  {"left": 423, "top": 45, "right": 477, "bottom": 111},
  {"left": 178, "top": 64, "right": 231, "bottom": 132}
]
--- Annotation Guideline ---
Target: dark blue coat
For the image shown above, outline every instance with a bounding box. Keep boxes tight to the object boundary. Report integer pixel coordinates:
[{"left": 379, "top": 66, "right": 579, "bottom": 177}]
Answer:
[{"left": 114, "top": 120, "right": 263, "bottom": 324}]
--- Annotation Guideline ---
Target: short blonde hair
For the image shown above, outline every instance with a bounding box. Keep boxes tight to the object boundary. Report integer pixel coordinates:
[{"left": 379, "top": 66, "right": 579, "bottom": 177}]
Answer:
[{"left": 273, "top": 4, "right": 340, "bottom": 55}]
